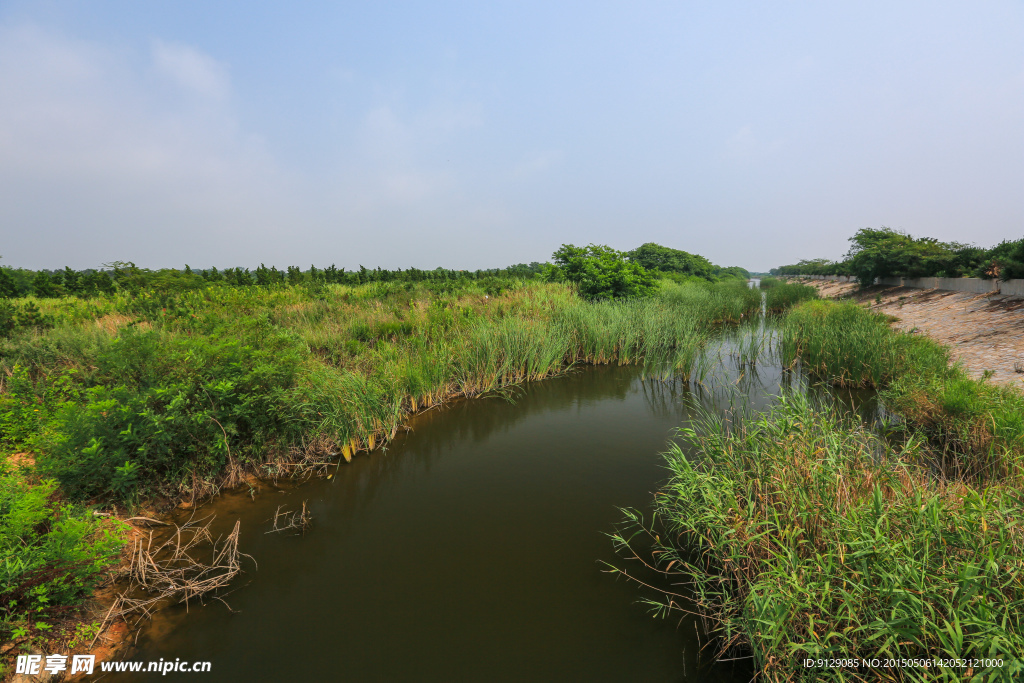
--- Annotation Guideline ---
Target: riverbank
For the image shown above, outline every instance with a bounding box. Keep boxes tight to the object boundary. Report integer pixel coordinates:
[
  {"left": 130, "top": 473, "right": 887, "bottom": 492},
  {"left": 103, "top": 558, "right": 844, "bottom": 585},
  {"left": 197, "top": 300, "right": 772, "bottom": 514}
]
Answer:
[
  {"left": 3, "top": 277, "right": 808, "bottom": 678},
  {"left": 626, "top": 298, "right": 1024, "bottom": 681},
  {"left": 799, "top": 278, "right": 1024, "bottom": 386}
]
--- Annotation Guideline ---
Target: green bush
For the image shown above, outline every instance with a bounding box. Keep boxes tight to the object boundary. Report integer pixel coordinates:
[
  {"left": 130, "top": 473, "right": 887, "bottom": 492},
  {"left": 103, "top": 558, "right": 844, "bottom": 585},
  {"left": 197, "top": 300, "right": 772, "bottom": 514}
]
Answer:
[
  {"left": 551, "top": 244, "right": 657, "bottom": 300},
  {"left": 39, "top": 328, "right": 307, "bottom": 502},
  {"left": 0, "top": 301, "right": 54, "bottom": 339},
  {"left": 0, "top": 470, "right": 124, "bottom": 642}
]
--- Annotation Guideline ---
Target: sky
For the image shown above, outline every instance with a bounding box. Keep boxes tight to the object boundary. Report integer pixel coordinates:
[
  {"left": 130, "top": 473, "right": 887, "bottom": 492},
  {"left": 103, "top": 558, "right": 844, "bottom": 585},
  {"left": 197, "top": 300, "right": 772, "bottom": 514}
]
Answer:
[{"left": 0, "top": 1, "right": 1021, "bottom": 272}]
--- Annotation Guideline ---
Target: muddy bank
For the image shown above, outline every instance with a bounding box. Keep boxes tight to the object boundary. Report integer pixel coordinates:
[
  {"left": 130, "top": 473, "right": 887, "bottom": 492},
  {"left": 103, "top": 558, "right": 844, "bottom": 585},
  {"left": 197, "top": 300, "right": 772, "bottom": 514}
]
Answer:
[{"left": 802, "top": 278, "right": 1024, "bottom": 386}]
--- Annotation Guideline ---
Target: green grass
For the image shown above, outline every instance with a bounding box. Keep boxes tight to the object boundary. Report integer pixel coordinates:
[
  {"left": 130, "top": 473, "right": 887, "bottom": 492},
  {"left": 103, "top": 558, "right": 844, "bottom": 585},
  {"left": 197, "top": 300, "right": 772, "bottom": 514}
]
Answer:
[
  {"left": 0, "top": 466, "right": 125, "bottom": 645},
  {"left": 781, "top": 299, "right": 1024, "bottom": 480},
  {"left": 1, "top": 279, "right": 770, "bottom": 505},
  {"left": 615, "top": 393, "right": 1024, "bottom": 681},
  {"left": 764, "top": 281, "right": 819, "bottom": 313}
]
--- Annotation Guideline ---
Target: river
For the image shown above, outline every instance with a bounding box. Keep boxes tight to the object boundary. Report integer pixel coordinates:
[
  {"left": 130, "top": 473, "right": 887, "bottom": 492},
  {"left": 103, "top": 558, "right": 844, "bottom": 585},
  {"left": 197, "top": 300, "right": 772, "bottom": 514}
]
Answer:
[{"left": 111, "top": 326, "right": 868, "bottom": 682}]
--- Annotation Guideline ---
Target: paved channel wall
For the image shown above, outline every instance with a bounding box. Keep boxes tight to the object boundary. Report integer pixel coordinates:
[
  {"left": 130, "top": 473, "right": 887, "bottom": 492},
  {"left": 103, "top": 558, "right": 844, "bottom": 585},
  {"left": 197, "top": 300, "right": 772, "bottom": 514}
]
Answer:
[{"left": 799, "top": 274, "right": 1024, "bottom": 296}]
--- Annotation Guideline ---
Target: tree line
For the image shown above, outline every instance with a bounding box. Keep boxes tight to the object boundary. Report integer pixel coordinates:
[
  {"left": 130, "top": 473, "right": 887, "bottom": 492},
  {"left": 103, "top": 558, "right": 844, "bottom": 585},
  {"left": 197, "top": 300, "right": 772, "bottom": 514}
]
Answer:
[
  {"left": 0, "top": 261, "right": 546, "bottom": 299},
  {"left": 0, "top": 242, "right": 750, "bottom": 300},
  {"left": 772, "top": 227, "right": 1024, "bottom": 287}
]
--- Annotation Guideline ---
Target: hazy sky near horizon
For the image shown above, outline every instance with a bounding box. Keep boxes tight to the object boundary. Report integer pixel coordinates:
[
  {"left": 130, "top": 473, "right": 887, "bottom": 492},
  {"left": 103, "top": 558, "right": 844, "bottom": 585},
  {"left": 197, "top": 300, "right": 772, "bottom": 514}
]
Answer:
[{"left": 1, "top": 1, "right": 1021, "bottom": 271}]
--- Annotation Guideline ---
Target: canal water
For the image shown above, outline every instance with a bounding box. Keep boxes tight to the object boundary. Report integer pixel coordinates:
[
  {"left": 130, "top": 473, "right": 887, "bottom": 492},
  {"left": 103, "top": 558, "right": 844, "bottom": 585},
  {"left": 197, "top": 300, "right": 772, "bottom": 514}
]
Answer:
[{"left": 112, "top": 328, "right": 864, "bottom": 682}]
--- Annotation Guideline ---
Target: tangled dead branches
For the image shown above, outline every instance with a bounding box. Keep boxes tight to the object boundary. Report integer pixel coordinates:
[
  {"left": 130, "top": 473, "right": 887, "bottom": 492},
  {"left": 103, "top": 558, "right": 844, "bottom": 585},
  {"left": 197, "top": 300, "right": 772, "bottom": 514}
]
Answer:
[
  {"left": 93, "top": 516, "right": 254, "bottom": 647},
  {"left": 264, "top": 436, "right": 339, "bottom": 480},
  {"left": 266, "top": 501, "right": 312, "bottom": 535}
]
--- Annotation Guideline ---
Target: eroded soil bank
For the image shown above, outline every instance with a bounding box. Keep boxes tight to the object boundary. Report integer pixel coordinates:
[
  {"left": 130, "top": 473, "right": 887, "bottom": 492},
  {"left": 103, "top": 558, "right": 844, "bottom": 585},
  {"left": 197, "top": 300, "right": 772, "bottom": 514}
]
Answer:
[{"left": 803, "top": 278, "right": 1024, "bottom": 386}]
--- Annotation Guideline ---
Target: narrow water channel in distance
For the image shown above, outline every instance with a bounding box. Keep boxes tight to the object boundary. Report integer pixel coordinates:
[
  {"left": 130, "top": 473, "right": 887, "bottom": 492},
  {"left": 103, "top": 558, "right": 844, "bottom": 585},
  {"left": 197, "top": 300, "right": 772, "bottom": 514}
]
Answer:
[{"left": 113, "top": 328, "right": 870, "bottom": 682}]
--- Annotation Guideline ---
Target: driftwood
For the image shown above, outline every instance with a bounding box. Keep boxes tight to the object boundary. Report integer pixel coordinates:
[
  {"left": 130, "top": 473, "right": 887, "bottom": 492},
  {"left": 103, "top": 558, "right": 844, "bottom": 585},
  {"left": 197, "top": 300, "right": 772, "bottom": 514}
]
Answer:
[{"left": 123, "top": 516, "right": 171, "bottom": 526}]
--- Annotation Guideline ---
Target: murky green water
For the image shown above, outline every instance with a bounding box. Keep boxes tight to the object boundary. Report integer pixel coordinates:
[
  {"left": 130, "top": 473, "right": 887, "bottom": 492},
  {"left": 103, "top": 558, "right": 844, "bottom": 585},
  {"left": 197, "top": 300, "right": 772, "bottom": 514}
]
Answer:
[{"left": 112, "top": 330, "right": 870, "bottom": 682}]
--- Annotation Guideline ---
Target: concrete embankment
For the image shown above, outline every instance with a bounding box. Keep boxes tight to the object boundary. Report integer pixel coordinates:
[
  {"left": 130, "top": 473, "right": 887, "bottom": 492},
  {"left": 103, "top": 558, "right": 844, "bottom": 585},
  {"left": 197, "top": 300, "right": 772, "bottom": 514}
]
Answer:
[
  {"left": 802, "top": 274, "right": 1024, "bottom": 297},
  {"left": 801, "top": 278, "right": 1024, "bottom": 387}
]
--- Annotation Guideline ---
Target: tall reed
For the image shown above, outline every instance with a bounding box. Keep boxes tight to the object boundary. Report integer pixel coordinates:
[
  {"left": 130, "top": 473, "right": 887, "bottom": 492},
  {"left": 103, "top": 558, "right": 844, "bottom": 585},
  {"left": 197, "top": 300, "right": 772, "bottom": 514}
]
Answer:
[
  {"left": 780, "top": 299, "right": 1024, "bottom": 479},
  {"left": 615, "top": 393, "right": 1024, "bottom": 681},
  {"left": 4, "top": 279, "right": 768, "bottom": 503}
]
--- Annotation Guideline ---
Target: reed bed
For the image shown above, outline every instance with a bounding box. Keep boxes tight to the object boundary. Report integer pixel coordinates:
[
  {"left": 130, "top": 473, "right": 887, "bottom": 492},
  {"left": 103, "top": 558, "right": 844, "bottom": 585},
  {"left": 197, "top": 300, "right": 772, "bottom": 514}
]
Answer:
[
  {"left": 615, "top": 393, "right": 1024, "bottom": 681},
  {"left": 764, "top": 281, "right": 819, "bottom": 313},
  {"left": 0, "top": 275, "right": 783, "bottom": 648},
  {"left": 1, "top": 278, "right": 769, "bottom": 504},
  {"left": 780, "top": 299, "right": 1024, "bottom": 480},
  {"left": 610, "top": 297, "right": 1024, "bottom": 680}
]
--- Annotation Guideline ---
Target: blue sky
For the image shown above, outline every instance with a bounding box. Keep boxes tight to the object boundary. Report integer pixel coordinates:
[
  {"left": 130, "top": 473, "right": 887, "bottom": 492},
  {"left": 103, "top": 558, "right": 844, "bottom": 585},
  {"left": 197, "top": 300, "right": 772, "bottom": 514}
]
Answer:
[{"left": 1, "top": 1, "right": 1021, "bottom": 271}]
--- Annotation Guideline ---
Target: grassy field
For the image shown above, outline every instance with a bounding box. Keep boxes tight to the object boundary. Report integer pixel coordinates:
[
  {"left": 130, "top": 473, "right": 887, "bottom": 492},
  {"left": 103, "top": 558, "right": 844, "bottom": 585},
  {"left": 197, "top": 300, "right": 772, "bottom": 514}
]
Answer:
[
  {"left": 621, "top": 299, "right": 1024, "bottom": 681},
  {"left": 0, "top": 275, "right": 776, "bottom": 652}
]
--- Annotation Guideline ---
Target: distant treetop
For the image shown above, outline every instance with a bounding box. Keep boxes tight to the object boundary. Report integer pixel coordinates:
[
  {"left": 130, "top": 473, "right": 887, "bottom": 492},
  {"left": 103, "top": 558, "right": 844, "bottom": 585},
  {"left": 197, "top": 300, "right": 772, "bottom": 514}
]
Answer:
[{"left": 626, "top": 243, "right": 715, "bottom": 279}]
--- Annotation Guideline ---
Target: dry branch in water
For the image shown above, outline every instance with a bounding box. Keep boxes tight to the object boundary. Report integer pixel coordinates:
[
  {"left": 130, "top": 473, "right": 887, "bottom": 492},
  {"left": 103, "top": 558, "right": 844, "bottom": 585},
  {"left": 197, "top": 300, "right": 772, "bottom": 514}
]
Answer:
[
  {"left": 93, "top": 516, "right": 254, "bottom": 646},
  {"left": 264, "top": 436, "right": 339, "bottom": 480},
  {"left": 266, "top": 501, "right": 312, "bottom": 535}
]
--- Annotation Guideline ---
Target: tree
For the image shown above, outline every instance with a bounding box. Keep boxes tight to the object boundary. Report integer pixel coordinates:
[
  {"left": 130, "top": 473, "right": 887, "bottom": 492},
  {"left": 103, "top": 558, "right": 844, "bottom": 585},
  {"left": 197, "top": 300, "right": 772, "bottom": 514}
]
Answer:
[
  {"left": 0, "top": 268, "right": 17, "bottom": 299},
  {"left": 770, "top": 258, "right": 838, "bottom": 277},
  {"left": 626, "top": 243, "right": 715, "bottom": 280},
  {"left": 844, "top": 228, "right": 964, "bottom": 287},
  {"left": 83, "top": 271, "right": 116, "bottom": 295},
  {"left": 105, "top": 261, "right": 146, "bottom": 293},
  {"left": 30, "top": 271, "right": 57, "bottom": 297},
  {"left": 978, "top": 238, "right": 1024, "bottom": 280},
  {"left": 713, "top": 265, "right": 751, "bottom": 281},
  {"left": 551, "top": 244, "right": 657, "bottom": 300}
]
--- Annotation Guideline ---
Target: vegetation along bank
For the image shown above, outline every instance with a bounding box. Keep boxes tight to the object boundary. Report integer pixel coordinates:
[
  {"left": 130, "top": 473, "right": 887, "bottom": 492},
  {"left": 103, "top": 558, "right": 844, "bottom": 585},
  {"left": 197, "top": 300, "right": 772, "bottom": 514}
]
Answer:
[
  {"left": 771, "top": 226, "right": 1024, "bottom": 286},
  {"left": 615, "top": 282, "right": 1024, "bottom": 680},
  {"left": 803, "top": 277, "right": 1024, "bottom": 387},
  {"left": 0, "top": 242, "right": 774, "bottom": 673}
]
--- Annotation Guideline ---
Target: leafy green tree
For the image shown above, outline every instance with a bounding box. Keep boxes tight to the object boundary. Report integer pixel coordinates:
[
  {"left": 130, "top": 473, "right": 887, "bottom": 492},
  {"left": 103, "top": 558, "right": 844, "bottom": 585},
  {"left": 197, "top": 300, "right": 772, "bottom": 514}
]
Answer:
[
  {"left": 83, "top": 271, "right": 116, "bottom": 296},
  {"left": 844, "top": 227, "right": 964, "bottom": 287},
  {"left": 0, "top": 268, "right": 17, "bottom": 299},
  {"left": 771, "top": 258, "right": 840, "bottom": 277},
  {"left": 627, "top": 243, "right": 715, "bottom": 279},
  {"left": 551, "top": 244, "right": 657, "bottom": 299},
  {"left": 106, "top": 261, "right": 147, "bottom": 293},
  {"left": 202, "top": 266, "right": 224, "bottom": 282},
  {"left": 61, "top": 267, "right": 82, "bottom": 294},
  {"left": 254, "top": 264, "right": 274, "bottom": 286},
  {"left": 712, "top": 265, "right": 752, "bottom": 281},
  {"left": 228, "top": 268, "right": 254, "bottom": 286},
  {"left": 977, "top": 238, "right": 1024, "bottom": 280},
  {"left": 31, "top": 271, "right": 57, "bottom": 298}
]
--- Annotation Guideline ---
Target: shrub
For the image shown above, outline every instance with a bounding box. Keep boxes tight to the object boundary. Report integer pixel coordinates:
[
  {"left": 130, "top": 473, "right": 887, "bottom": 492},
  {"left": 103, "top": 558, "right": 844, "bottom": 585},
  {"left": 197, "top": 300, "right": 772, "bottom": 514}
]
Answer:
[
  {"left": 551, "top": 244, "right": 657, "bottom": 300},
  {"left": 39, "top": 328, "right": 307, "bottom": 502},
  {"left": 0, "top": 470, "right": 125, "bottom": 642}
]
